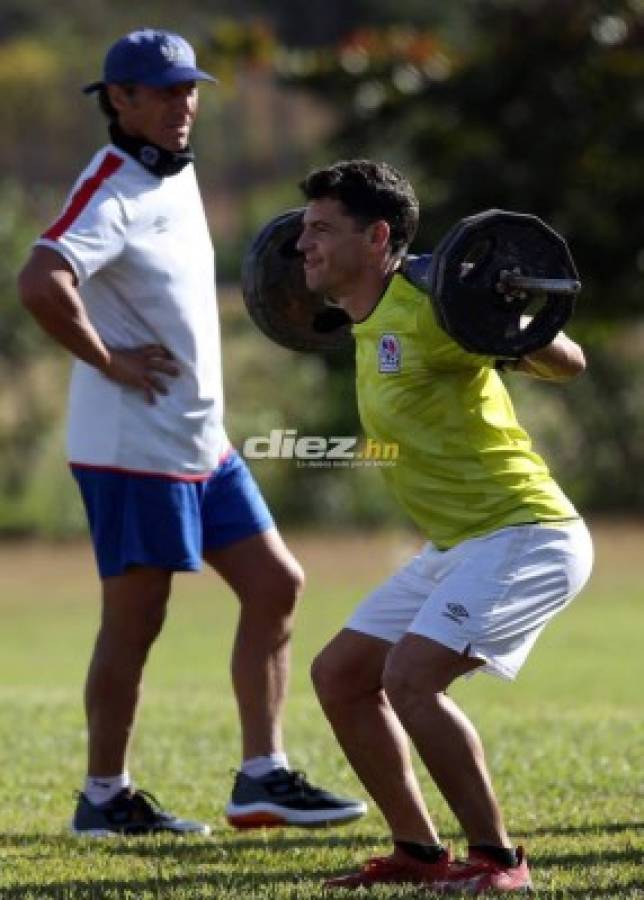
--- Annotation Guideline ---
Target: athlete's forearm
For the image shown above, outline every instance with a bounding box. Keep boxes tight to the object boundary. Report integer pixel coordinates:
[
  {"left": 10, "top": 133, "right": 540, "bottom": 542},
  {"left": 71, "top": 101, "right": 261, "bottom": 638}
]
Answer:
[
  {"left": 19, "top": 247, "right": 180, "bottom": 404},
  {"left": 18, "top": 249, "right": 111, "bottom": 373},
  {"left": 516, "top": 332, "right": 586, "bottom": 381}
]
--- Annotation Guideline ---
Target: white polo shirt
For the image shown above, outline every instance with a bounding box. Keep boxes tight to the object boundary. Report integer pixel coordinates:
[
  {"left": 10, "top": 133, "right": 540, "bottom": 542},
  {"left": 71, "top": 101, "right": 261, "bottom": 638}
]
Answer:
[{"left": 37, "top": 145, "right": 226, "bottom": 478}]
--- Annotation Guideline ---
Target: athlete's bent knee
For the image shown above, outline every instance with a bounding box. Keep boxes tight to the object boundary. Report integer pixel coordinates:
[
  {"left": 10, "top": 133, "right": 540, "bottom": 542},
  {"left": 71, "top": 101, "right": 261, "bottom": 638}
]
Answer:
[
  {"left": 311, "top": 644, "right": 378, "bottom": 709},
  {"left": 310, "top": 647, "right": 335, "bottom": 703},
  {"left": 282, "top": 558, "right": 306, "bottom": 606},
  {"left": 261, "top": 556, "right": 305, "bottom": 621},
  {"left": 382, "top": 656, "right": 433, "bottom": 719}
]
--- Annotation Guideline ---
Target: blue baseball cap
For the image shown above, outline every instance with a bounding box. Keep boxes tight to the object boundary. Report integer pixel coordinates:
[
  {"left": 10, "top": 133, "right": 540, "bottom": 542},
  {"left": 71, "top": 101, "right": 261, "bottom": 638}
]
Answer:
[{"left": 83, "top": 29, "right": 217, "bottom": 94}]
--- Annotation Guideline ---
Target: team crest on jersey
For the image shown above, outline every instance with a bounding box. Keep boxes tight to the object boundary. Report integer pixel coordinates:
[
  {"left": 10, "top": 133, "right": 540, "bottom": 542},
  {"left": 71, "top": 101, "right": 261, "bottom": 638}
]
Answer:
[{"left": 378, "top": 333, "right": 402, "bottom": 373}]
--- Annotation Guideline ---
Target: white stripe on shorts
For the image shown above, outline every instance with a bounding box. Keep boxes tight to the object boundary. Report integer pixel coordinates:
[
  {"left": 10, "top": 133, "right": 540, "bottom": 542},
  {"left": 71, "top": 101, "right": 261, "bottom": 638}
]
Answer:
[{"left": 345, "top": 520, "right": 593, "bottom": 680}]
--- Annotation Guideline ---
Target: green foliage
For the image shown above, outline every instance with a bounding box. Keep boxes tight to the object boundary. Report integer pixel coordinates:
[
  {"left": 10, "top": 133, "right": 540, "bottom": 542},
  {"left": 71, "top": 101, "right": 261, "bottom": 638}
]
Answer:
[
  {"left": 1, "top": 4, "right": 644, "bottom": 533},
  {"left": 271, "top": 1, "right": 644, "bottom": 515},
  {"left": 281, "top": 0, "right": 644, "bottom": 323},
  {"left": 0, "top": 181, "right": 47, "bottom": 362},
  {"left": 0, "top": 181, "right": 73, "bottom": 533},
  {"left": 508, "top": 334, "right": 644, "bottom": 512}
]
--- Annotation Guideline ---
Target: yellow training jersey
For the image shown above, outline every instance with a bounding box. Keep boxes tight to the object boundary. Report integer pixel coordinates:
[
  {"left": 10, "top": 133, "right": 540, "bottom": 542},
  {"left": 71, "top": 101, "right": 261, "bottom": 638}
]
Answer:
[{"left": 352, "top": 273, "right": 578, "bottom": 548}]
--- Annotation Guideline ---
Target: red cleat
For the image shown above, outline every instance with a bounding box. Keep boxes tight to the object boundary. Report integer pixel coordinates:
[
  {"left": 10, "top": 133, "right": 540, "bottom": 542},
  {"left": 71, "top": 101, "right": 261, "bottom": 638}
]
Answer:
[
  {"left": 325, "top": 846, "right": 452, "bottom": 890},
  {"left": 435, "top": 846, "right": 533, "bottom": 894}
]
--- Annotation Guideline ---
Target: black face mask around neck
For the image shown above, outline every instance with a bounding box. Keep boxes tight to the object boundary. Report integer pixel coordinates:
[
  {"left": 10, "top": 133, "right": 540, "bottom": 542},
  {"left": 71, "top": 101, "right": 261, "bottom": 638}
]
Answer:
[{"left": 109, "top": 122, "right": 195, "bottom": 177}]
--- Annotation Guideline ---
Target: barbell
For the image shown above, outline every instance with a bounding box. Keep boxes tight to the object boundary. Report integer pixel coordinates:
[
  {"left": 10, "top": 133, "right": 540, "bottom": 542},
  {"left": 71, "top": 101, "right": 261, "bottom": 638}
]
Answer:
[{"left": 241, "top": 207, "right": 581, "bottom": 357}]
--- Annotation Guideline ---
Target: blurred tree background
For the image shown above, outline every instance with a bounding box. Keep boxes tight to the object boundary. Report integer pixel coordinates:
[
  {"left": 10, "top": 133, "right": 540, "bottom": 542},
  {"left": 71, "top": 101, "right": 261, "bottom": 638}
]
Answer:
[{"left": 0, "top": 0, "right": 642, "bottom": 536}]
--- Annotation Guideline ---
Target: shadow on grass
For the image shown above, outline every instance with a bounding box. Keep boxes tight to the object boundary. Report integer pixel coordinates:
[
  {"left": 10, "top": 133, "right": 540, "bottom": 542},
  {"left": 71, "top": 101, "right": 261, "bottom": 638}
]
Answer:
[
  {"left": 519, "top": 820, "right": 644, "bottom": 838},
  {"left": 0, "top": 829, "right": 389, "bottom": 896},
  {"left": 0, "top": 870, "right": 312, "bottom": 899},
  {"left": 0, "top": 830, "right": 388, "bottom": 854},
  {"left": 548, "top": 886, "right": 644, "bottom": 898},
  {"left": 1, "top": 827, "right": 642, "bottom": 899},
  {"left": 4, "top": 877, "right": 644, "bottom": 900},
  {"left": 2, "top": 820, "right": 641, "bottom": 852},
  {"left": 536, "top": 846, "right": 642, "bottom": 868}
]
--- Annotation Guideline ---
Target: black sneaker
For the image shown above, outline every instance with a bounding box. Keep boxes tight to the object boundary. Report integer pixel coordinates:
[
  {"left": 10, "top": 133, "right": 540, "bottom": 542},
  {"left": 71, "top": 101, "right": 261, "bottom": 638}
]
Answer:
[
  {"left": 225, "top": 768, "right": 367, "bottom": 829},
  {"left": 71, "top": 788, "right": 211, "bottom": 837}
]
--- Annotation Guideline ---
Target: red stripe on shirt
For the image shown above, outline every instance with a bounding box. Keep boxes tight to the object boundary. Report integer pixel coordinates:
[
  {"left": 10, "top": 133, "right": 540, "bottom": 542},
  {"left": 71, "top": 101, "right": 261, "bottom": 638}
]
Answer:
[
  {"left": 42, "top": 152, "right": 124, "bottom": 241},
  {"left": 68, "top": 462, "right": 212, "bottom": 482},
  {"left": 67, "top": 447, "right": 234, "bottom": 482}
]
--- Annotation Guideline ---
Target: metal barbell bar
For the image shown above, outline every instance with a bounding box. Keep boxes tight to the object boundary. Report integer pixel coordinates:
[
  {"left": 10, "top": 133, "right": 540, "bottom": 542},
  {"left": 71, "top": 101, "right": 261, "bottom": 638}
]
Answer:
[{"left": 497, "top": 271, "right": 581, "bottom": 296}]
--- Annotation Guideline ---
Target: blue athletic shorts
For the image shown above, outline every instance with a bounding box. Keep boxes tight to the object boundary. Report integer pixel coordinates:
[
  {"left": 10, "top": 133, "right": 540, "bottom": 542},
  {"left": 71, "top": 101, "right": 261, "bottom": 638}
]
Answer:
[{"left": 71, "top": 451, "right": 274, "bottom": 579}]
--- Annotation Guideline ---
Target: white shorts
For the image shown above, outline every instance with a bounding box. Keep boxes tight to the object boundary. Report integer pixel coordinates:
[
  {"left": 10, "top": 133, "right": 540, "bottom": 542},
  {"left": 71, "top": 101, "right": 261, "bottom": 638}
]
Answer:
[{"left": 346, "top": 520, "right": 593, "bottom": 680}]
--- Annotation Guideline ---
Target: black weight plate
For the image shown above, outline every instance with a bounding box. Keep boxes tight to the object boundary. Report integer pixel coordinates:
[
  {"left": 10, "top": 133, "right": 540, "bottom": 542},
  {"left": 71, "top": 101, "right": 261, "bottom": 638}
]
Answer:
[
  {"left": 429, "top": 209, "right": 579, "bottom": 357},
  {"left": 241, "top": 209, "right": 353, "bottom": 353}
]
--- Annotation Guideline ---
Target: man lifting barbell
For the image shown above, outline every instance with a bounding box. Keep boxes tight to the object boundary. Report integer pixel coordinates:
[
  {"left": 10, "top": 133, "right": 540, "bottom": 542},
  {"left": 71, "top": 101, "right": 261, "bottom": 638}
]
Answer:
[{"left": 242, "top": 159, "right": 593, "bottom": 894}]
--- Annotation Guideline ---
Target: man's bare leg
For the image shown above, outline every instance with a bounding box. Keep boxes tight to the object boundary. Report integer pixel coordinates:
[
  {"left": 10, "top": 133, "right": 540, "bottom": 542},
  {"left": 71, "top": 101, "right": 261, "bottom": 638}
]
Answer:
[
  {"left": 312, "top": 628, "right": 439, "bottom": 844},
  {"left": 85, "top": 566, "right": 172, "bottom": 776},
  {"left": 204, "top": 528, "right": 303, "bottom": 759},
  {"left": 383, "top": 634, "right": 510, "bottom": 847}
]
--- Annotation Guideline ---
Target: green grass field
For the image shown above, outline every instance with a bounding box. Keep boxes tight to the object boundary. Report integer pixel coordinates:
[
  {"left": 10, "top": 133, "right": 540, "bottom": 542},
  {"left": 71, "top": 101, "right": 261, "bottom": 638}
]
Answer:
[{"left": 0, "top": 523, "right": 642, "bottom": 899}]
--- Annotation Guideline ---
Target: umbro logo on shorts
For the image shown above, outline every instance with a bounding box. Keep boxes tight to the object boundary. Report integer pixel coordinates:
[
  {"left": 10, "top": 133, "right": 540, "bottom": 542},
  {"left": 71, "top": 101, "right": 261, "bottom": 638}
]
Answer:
[{"left": 442, "top": 602, "right": 469, "bottom": 624}]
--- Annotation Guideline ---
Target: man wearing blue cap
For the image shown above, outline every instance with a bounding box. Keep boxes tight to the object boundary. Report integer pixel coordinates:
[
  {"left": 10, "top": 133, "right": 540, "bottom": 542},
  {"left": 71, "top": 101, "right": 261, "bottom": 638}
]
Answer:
[{"left": 18, "top": 29, "right": 366, "bottom": 837}]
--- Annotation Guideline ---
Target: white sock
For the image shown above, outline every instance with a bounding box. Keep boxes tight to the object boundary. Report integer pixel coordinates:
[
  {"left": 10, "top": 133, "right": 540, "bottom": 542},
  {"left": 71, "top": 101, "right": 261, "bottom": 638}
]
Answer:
[
  {"left": 241, "top": 753, "right": 290, "bottom": 779},
  {"left": 84, "top": 772, "right": 131, "bottom": 806}
]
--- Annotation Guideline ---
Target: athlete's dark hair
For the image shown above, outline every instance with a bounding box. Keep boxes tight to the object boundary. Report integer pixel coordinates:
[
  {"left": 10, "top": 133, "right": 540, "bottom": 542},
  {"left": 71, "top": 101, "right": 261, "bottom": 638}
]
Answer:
[{"left": 299, "top": 159, "right": 419, "bottom": 256}]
